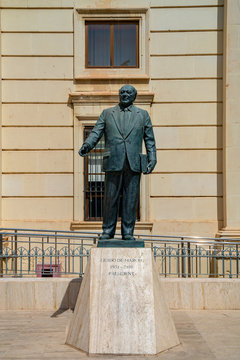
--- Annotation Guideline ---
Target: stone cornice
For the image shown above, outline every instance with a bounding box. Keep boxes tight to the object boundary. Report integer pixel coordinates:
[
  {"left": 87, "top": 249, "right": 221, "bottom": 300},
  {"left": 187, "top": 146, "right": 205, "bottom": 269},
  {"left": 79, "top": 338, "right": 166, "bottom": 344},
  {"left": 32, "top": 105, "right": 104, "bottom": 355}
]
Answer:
[
  {"left": 69, "top": 91, "right": 154, "bottom": 105},
  {"left": 74, "top": 74, "right": 150, "bottom": 81},
  {"left": 76, "top": 8, "right": 148, "bottom": 14}
]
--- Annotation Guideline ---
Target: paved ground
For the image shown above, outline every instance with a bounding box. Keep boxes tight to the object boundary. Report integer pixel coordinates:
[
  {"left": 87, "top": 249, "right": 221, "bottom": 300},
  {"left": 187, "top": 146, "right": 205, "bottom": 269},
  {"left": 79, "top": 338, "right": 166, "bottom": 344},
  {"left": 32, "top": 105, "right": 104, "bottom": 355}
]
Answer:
[{"left": 0, "top": 310, "right": 240, "bottom": 359}]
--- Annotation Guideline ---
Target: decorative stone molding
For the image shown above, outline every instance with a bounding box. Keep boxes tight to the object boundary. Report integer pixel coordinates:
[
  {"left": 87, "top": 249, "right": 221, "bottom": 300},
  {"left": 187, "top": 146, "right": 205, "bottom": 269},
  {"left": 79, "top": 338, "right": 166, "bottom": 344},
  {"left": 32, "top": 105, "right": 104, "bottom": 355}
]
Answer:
[
  {"left": 69, "top": 91, "right": 154, "bottom": 105},
  {"left": 70, "top": 221, "right": 153, "bottom": 232},
  {"left": 76, "top": 8, "right": 148, "bottom": 14},
  {"left": 74, "top": 74, "right": 150, "bottom": 81}
]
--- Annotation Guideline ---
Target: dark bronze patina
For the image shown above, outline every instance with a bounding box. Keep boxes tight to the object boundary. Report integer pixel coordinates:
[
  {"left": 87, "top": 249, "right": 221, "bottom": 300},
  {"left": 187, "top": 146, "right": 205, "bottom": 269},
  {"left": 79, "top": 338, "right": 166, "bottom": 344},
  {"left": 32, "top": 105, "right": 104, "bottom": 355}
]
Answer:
[{"left": 79, "top": 85, "right": 157, "bottom": 246}]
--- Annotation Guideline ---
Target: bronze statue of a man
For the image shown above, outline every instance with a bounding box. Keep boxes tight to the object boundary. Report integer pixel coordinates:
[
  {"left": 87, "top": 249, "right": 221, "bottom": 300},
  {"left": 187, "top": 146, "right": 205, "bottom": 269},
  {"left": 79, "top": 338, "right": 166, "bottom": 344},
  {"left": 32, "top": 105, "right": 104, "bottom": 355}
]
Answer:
[{"left": 79, "top": 85, "right": 157, "bottom": 240}]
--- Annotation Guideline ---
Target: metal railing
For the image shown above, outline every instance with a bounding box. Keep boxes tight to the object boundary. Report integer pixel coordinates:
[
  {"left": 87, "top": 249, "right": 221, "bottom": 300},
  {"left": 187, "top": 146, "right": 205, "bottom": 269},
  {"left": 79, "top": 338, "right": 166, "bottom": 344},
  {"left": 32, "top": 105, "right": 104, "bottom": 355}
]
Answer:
[{"left": 0, "top": 227, "right": 240, "bottom": 278}]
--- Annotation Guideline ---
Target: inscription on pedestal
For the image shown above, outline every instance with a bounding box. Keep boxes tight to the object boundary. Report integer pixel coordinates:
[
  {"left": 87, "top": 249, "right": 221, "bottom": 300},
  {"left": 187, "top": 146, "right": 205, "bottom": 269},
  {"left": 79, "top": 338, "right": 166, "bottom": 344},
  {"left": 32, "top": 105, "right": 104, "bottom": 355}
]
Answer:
[{"left": 100, "top": 256, "right": 144, "bottom": 276}]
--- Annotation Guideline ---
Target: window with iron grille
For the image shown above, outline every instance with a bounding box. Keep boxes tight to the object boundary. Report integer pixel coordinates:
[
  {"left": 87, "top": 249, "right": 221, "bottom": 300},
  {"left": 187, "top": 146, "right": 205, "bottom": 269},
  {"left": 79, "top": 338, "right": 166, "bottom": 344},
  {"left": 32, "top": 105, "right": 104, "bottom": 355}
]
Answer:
[
  {"left": 83, "top": 127, "right": 140, "bottom": 221},
  {"left": 84, "top": 127, "right": 105, "bottom": 221}
]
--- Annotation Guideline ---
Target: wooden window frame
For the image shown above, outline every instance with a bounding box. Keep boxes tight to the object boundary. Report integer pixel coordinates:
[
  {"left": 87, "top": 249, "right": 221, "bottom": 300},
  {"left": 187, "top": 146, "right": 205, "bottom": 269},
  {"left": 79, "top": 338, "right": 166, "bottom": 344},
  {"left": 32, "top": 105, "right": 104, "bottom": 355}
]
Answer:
[{"left": 85, "top": 20, "right": 139, "bottom": 69}]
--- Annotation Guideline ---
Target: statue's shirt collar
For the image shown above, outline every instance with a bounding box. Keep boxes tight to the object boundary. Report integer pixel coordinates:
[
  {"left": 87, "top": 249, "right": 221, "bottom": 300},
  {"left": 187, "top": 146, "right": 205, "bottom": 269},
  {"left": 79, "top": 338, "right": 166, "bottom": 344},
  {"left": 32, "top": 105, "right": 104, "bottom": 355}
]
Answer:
[{"left": 118, "top": 104, "right": 134, "bottom": 112}]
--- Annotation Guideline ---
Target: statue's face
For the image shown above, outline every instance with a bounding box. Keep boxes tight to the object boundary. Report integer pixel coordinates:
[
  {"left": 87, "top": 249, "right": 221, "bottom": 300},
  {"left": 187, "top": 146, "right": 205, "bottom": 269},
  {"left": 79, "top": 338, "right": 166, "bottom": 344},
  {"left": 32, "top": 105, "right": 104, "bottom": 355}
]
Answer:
[{"left": 119, "top": 85, "right": 136, "bottom": 107}]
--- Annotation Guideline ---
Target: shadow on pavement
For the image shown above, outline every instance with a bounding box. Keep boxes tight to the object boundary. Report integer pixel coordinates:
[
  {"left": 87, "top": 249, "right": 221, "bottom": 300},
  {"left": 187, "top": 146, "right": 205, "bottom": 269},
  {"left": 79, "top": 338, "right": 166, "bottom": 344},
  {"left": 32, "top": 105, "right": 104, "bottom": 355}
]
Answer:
[{"left": 51, "top": 278, "right": 82, "bottom": 317}]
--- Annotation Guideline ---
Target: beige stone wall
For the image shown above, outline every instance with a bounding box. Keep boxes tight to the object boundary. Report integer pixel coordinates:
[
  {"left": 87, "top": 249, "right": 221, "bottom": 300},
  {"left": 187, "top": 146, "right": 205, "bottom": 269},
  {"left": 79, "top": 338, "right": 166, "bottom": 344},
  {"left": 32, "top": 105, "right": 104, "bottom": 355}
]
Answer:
[
  {"left": 149, "top": 0, "right": 224, "bottom": 235},
  {"left": 0, "top": 0, "right": 227, "bottom": 236},
  {"left": 1, "top": 0, "right": 74, "bottom": 229}
]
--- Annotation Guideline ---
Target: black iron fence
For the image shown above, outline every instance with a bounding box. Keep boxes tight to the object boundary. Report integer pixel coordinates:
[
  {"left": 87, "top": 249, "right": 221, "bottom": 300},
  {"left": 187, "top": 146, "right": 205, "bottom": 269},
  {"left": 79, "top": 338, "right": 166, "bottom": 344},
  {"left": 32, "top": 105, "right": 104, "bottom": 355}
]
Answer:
[{"left": 0, "top": 228, "right": 239, "bottom": 278}]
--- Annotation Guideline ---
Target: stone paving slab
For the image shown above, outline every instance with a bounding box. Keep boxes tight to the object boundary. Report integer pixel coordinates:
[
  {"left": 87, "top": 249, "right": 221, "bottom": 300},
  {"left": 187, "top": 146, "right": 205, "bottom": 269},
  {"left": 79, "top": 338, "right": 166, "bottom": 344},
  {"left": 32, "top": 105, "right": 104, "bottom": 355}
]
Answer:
[{"left": 0, "top": 310, "right": 240, "bottom": 359}]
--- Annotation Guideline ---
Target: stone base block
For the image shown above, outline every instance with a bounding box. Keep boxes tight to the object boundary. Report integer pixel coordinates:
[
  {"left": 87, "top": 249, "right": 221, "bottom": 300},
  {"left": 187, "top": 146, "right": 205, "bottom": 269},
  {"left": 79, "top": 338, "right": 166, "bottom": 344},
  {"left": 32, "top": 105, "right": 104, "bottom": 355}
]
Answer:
[
  {"left": 217, "top": 228, "right": 240, "bottom": 240},
  {"left": 97, "top": 239, "right": 144, "bottom": 247},
  {"left": 65, "top": 248, "right": 180, "bottom": 355}
]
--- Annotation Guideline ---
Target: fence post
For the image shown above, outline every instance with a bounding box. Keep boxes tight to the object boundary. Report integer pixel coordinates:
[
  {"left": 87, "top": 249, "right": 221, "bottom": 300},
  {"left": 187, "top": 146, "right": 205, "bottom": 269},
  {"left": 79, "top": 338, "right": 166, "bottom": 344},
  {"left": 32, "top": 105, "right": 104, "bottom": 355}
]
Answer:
[
  {"left": 55, "top": 231, "right": 57, "bottom": 268},
  {"left": 68, "top": 238, "right": 71, "bottom": 273},
  {"left": 237, "top": 244, "right": 239, "bottom": 278},
  {"left": 181, "top": 239, "right": 186, "bottom": 278},
  {"left": 14, "top": 230, "right": 18, "bottom": 275},
  {"left": 187, "top": 241, "right": 191, "bottom": 277},
  {"left": 0, "top": 233, "right": 3, "bottom": 277}
]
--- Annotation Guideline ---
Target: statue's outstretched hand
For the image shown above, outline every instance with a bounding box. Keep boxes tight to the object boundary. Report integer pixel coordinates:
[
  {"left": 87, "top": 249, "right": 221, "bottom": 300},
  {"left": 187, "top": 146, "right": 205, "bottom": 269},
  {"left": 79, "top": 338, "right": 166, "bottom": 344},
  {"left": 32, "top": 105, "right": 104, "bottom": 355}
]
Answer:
[
  {"left": 78, "top": 143, "right": 90, "bottom": 157},
  {"left": 146, "top": 160, "right": 157, "bottom": 174}
]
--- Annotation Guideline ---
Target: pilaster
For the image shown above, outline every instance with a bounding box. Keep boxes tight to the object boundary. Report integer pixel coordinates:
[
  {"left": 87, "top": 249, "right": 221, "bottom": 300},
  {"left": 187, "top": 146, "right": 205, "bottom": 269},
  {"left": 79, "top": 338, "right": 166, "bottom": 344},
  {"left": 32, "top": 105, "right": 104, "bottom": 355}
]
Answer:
[
  {"left": 218, "top": 0, "right": 240, "bottom": 238},
  {"left": 0, "top": 10, "right": 2, "bottom": 226}
]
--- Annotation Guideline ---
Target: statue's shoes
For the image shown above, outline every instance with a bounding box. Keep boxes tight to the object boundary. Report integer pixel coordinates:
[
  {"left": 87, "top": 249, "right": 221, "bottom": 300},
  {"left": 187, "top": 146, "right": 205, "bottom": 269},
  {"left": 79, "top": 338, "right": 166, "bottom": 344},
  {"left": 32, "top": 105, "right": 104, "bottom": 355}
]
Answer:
[
  {"left": 122, "top": 235, "right": 135, "bottom": 241},
  {"left": 99, "top": 233, "right": 112, "bottom": 240}
]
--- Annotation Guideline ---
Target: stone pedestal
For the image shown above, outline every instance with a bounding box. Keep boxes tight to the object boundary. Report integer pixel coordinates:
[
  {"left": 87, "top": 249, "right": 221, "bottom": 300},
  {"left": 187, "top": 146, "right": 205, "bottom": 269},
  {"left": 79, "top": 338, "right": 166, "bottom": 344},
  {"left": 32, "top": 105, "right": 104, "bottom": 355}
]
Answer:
[{"left": 65, "top": 248, "right": 180, "bottom": 355}]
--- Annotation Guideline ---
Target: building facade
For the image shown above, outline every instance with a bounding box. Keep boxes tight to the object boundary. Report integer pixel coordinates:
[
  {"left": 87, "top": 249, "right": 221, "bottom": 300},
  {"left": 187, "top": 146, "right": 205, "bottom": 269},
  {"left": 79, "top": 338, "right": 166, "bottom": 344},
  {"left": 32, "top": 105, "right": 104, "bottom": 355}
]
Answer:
[{"left": 0, "top": 0, "right": 239, "bottom": 238}]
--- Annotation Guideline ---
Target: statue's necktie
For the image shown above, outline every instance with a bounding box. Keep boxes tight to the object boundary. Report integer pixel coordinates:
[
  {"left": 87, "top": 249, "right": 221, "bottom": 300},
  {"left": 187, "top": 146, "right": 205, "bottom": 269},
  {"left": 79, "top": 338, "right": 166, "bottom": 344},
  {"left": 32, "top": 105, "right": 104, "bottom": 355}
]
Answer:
[{"left": 122, "top": 109, "right": 129, "bottom": 137}]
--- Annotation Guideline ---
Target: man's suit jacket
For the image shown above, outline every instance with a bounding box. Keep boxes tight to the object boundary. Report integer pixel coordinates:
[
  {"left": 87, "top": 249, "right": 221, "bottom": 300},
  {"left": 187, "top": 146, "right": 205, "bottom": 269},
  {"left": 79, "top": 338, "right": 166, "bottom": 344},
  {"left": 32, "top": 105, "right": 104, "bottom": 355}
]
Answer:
[{"left": 84, "top": 104, "right": 157, "bottom": 173}]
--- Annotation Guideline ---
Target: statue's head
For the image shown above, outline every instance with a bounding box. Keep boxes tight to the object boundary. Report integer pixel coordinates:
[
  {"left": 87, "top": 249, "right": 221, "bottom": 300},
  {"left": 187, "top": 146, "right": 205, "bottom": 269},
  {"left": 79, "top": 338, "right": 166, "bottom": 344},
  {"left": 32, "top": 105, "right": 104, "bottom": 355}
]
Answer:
[{"left": 119, "top": 85, "right": 137, "bottom": 108}]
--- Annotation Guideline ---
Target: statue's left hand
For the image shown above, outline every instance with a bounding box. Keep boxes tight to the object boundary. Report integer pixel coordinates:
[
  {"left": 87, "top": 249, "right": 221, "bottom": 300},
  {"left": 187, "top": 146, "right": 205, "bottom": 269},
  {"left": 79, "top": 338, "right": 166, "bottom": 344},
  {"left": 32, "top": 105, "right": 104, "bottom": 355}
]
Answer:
[{"left": 146, "top": 160, "right": 157, "bottom": 174}]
